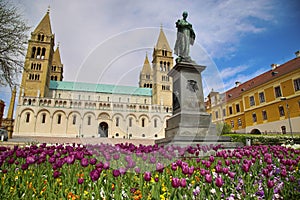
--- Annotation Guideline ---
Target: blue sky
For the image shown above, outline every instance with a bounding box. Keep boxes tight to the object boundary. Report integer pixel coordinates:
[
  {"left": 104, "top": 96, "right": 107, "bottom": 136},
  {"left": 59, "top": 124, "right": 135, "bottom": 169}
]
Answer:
[{"left": 1, "top": 0, "right": 300, "bottom": 116}]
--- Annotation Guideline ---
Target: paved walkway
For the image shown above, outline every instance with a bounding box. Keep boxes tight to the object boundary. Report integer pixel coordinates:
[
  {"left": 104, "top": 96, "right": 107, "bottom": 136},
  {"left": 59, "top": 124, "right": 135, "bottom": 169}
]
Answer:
[{"left": 3, "top": 135, "right": 156, "bottom": 146}]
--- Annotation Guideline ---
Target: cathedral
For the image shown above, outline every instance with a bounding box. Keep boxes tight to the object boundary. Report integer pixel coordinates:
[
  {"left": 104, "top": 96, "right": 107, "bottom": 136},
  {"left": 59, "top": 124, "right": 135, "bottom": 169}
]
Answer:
[{"left": 14, "top": 10, "right": 174, "bottom": 139}]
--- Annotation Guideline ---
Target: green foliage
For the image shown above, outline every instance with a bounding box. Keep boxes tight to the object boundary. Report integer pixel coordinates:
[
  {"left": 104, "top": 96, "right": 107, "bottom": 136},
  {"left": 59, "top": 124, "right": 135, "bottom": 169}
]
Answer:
[
  {"left": 224, "top": 133, "right": 300, "bottom": 145},
  {"left": 216, "top": 122, "right": 232, "bottom": 135}
]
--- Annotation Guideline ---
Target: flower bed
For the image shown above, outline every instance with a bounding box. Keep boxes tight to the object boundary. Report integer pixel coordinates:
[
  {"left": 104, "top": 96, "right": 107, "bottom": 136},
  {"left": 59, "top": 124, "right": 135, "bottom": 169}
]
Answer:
[{"left": 0, "top": 143, "right": 300, "bottom": 199}]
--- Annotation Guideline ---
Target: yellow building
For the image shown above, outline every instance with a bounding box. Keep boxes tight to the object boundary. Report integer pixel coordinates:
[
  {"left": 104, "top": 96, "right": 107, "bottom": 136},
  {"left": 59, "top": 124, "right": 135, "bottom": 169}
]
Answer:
[{"left": 206, "top": 51, "right": 300, "bottom": 134}]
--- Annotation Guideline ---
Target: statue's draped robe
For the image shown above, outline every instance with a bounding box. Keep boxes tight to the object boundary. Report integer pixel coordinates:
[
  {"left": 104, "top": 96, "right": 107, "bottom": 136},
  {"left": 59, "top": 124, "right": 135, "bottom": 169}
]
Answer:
[{"left": 174, "top": 19, "right": 195, "bottom": 60}]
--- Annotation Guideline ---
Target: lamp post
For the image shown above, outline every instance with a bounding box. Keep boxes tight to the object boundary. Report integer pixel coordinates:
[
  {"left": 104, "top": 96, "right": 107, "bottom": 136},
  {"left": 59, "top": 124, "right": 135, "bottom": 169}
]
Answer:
[{"left": 280, "top": 97, "right": 294, "bottom": 143}]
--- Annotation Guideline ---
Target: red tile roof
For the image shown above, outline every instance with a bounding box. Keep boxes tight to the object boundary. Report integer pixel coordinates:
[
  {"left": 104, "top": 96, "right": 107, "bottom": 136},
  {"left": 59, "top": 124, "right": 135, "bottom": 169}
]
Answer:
[{"left": 225, "top": 56, "right": 300, "bottom": 101}]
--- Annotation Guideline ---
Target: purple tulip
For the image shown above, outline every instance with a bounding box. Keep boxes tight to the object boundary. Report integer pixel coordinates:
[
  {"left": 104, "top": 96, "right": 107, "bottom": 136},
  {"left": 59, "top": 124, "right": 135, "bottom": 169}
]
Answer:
[
  {"left": 144, "top": 171, "right": 151, "bottom": 182},
  {"left": 215, "top": 165, "right": 222, "bottom": 173},
  {"left": 205, "top": 174, "right": 212, "bottom": 183},
  {"left": 156, "top": 162, "right": 164, "bottom": 173},
  {"left": 78, "top": 178, "right": 84, "bottom": 184},
  {"left": 90, "top": 158, "right": 97, "bottom": 165},
  {"left": 90, "top": 169, "right": 100, "bottom": 182},
  {"left": 53, "top": 170, "right": 61, "bottom": 178},
  {"left": 242, "top": 163, "right": 250, "bottom": 173},
  {"left": 222, "top": 167, "right": 229, "bottom": 174},
  {"left": 215, "top": 176, "right": 223, "bottom": 187},
  {"left": 228, "top": 171, "right": 235, "bottom": 178},
  {"left": 66, "top": 155, "right": 75, "bottom": 164},
  {"left": 200, "top": 168, "right": 206, "bottom": 176},
  {"left": 180, "top": 178, "right": 187, "bottom": 187},
  {"left": 171, "top": 177, "right": 180, "bottom": 188},
  {"left": 134, "top": 167, "right": 141, "bottom": 174},
  {"left": 113, "top": 169, "right": 121, "bottom": 177},
  {"left": 209, "top": 155, "right": 214, "bottom": 162},
  {"left": 281, "top": 168, "right": 287, "bottom": 177},
  {"left": 21, "top": 163, "right": 28, "bottom": 170},
  {"left": 267, "top": 179, "right": 274, "bottom": 188},
  {"left": 171, "top": 163, "right": 177, "bottom": 171},
  {"left": 103, "top": 162, "right": 110, "bottom": 169},
  {"left": 80, "top": 158, "right": 89, "bottom": 167},
  {"left": 26, "top": 156, "right": 35, "bottom": 165}
]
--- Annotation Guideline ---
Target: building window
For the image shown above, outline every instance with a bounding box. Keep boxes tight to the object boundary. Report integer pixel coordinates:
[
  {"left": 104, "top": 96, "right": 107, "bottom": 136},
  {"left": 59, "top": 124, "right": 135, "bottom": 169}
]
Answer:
[
  {"left": 154, "top": 134, "right": 158, "bottom": 138},
  {"left": 249, "top": 96, "right": 255, "bottom": 106},
  {"left": 294, "top": 78, "right": 300, "bottom": 91},
  {"left": 25, "top": 113, "right": 30, "bottom": 123},
  {"left": 87, "top": 116, "right": 91, "bottom": 125},
  {"left": 72, "top": 115, "right": 76, "bottom": 125},
  {"left": 236, "top": 104, "right": 240, "bottom": 113},
  {"left": 215, "top": 111, "right": 219, "bottom": 119},
  {"left": 129, "top": 117, "right": 132, "bottom": 127},
  {"left": 230, "top": 120, "right": 234, "bottom": 128},
  {"left": 278, "top": 106, "right": 285, "bottom": 117},
  {"left": 116, "top": 117, "right": 119, "bottom": 127},
  {"left": 229, "top": 106, "right": 233, "bottom": 115},
  {"left": 57, "top": 114, "right": 61, "bottom": 124},
  {"left": 274, "top": 86, "right": 282, "bottom": 98},
  {"left": 141, "top": 118, "right": 145, "bottom": 127},
  {"left": 42, "top": 114, "right": 46, "bottom": 124},
  {"left": 259, "top": 92, "right": 265, "bottom": 103},
  {"left": 115, "top": 133, "right": 119, "bottom": 137},
  {"left": 252, "top": 113, "right": 257, "bottom": 123},
  {"left": 238, "top": 118, "right": 242, "bottom": 126},
  {"left": 142, "top": 134, "right": 145, "bottom": 137},
  {"left": 262, "top": 110, "right": 268, "bottom": 120},
  {"left": 154, "top": 119, "right": 157, "bottom": 128},
  {"left": 222, "top": 109, "right": 226, "bottom": 117}
]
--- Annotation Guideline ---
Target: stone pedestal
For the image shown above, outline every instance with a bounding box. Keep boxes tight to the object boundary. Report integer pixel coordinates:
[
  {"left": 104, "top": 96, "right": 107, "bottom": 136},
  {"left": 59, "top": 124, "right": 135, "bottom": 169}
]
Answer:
[{"left": 164, "top": 62, "right": 216, "bottom": 144}]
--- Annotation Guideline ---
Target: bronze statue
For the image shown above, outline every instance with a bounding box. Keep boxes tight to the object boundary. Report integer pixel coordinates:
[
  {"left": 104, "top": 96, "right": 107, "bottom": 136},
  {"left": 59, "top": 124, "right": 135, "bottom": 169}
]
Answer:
[{"left": 174, "top": 11, "right": 195, "bottom": 63}]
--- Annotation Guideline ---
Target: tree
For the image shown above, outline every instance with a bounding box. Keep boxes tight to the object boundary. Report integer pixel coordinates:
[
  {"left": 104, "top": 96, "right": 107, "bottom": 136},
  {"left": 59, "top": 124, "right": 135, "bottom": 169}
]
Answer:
[
  {"left": 0, "top": 0, "right": 30, "bottom": 88},
  {"left": 216, "top": 122, "right": 232, "bottom": 135}
]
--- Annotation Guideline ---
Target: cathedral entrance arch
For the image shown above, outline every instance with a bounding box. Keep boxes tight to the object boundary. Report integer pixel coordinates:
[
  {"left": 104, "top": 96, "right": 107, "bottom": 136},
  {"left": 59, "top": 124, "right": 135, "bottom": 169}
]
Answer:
[{"left": 99, "top": 122, "right": 108, "bottom": 137}]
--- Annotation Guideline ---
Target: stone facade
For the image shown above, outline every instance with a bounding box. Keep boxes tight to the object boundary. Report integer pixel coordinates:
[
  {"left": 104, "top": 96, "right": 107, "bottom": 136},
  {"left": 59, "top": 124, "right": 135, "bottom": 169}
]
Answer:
[{"left": 14, "top": 11, "right": 173, "bottom": 139}]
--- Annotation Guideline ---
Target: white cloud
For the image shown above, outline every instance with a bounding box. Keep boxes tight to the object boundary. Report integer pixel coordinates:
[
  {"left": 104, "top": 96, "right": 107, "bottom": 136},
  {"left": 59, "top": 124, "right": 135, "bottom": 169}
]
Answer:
[
  {"left": 220, "top": 65, "right": 249, "bottom": 80},
  {"left": 10, "top": 0, "right": 277, "bottom": 84}
]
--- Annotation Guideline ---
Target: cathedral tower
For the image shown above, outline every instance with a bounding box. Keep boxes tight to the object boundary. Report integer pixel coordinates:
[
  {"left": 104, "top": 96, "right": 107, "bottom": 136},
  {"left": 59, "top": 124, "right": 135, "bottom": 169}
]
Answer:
[
  {"left": 50, "top": 45, "right": 64, "bottom": 81},
  {"left": 151, "top": 27, "right": 173, "bottom": 109},
  {"left": 139, "top": 54, "right": 152, "bottom": 88},
  {"left": 20, "top": 10, "right": 55, "bottom": 98}
]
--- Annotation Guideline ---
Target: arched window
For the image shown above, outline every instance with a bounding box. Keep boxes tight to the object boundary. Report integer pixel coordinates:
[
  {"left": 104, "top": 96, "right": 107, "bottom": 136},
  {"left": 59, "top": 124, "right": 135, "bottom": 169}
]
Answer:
[
  {"left": 115, "top": 133, "right": 119, "bottom": 137},
  {"left": 160, "top": 61, "right": 163, "bottom": 71},
  {"left": 42, "top": 114, "right": 46, "bottom": 124},
  {"left": 25, "top": 113, "right": 30, "bottom": 123},
  {"left": 31, "top": 47, "right": 36, "bottom": 58},
  {"left": 36, "top": 47, "right": 41, "bottom": 59},
  {"left": 129, "top": 117, "right": 132, "bottom": 127},
  {"left": 116, "top": 117, "right": 119, "bottom": 127},
  {"left": 163, "top": 62, "right": 166, "bottom": 71},
  {"left": 87, "top": 116, "right": 91, "bottom": 125},
  {"left": 57, "top": 114, "right": 62, "bottom": 124},
  {"left": 154, "top": 119, "right": 157, "bottom": 128},
  {"left": 41, "top": 48, "right": 46, "bottom": 59},
  {"left": 72, "top": 115, "right": 76, "bottom": 125},
  {"left": 141, "top": 118, "right": 145, "bottom": 127}
]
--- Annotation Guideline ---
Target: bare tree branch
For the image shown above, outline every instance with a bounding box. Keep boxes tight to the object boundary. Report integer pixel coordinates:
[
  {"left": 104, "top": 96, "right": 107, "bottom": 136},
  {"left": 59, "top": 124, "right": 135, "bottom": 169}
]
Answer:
[{"left": 0, "top": 0, "right": 30, "bottom": 88}]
